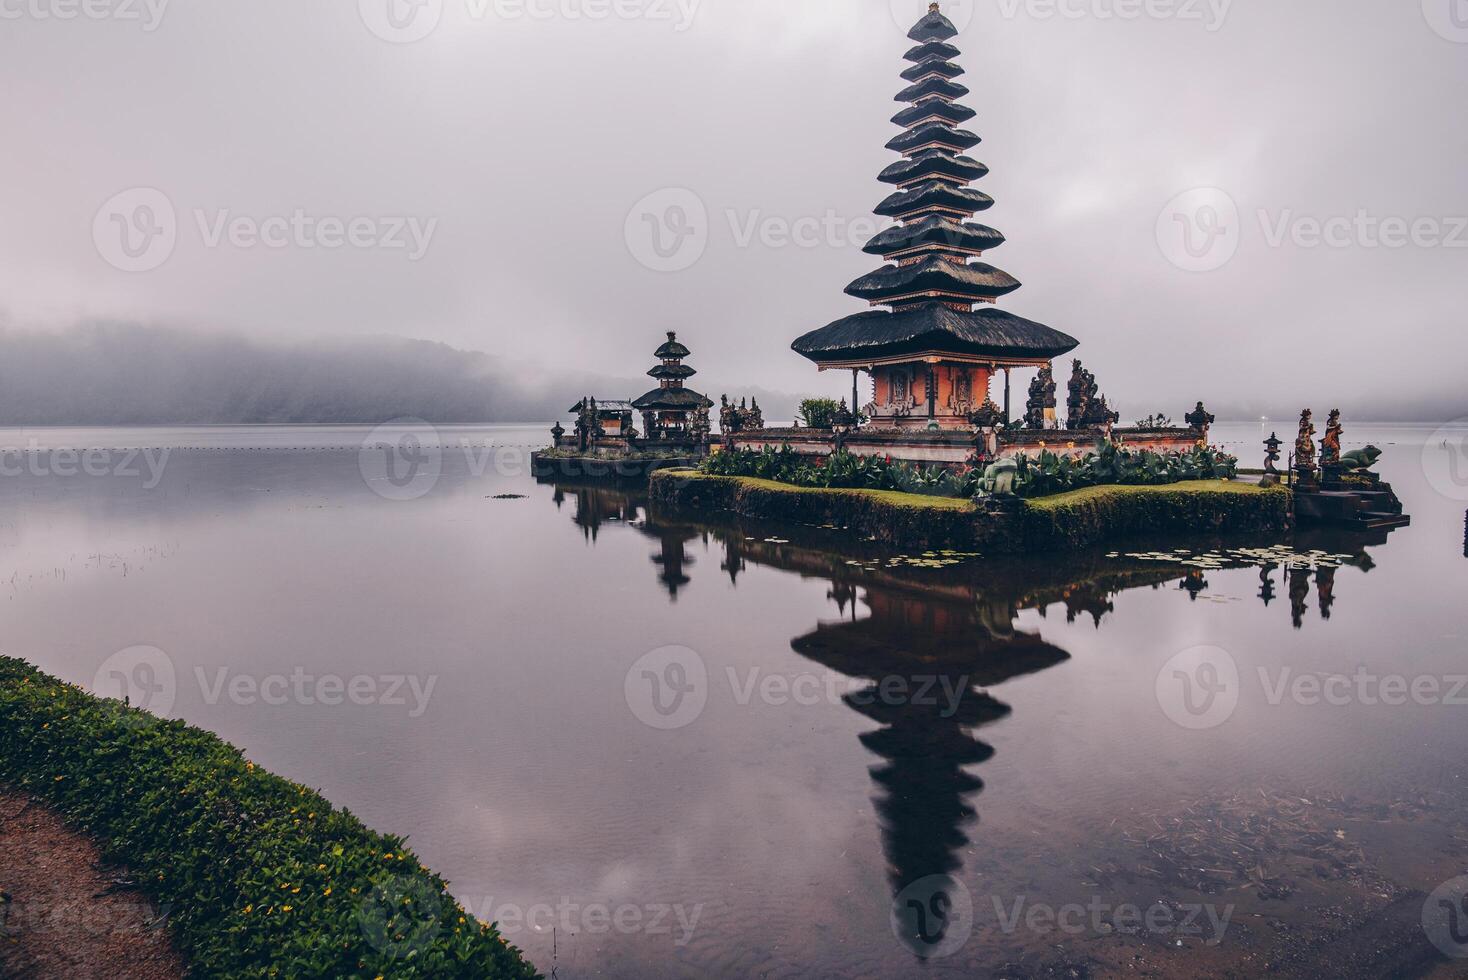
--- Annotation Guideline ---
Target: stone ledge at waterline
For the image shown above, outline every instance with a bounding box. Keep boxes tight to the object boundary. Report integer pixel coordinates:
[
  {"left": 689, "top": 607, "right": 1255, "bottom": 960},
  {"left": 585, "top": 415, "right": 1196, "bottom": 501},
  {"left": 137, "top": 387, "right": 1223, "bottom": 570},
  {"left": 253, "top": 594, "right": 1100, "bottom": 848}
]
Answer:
[{"left": 648, "top": 471, "right": 1294, "bottom": 553}]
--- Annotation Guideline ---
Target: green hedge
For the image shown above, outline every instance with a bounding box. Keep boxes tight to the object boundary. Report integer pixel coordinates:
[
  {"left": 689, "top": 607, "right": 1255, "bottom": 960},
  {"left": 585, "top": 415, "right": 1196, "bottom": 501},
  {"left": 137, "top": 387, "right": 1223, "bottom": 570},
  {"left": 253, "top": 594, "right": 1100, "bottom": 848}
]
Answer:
[
  {"left": 0, "top": 657, "right": 539, "bottom": 980},
  {"left": 652, "top": 472, "right": 1292, "bottom": 553},
  {"left": 650, "top": 470, "right": 984, "bottom": 550},
  {"left": 1022, "top": 480, "right": 1293, "bottom": 550}
]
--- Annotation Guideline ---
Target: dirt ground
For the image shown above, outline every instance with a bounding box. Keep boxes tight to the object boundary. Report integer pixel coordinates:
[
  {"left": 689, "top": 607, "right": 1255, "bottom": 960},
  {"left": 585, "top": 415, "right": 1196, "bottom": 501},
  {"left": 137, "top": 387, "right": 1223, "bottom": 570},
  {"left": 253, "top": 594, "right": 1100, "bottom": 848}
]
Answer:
[{"left": 0, "top": 789, "right": 186, "bottom": 980}]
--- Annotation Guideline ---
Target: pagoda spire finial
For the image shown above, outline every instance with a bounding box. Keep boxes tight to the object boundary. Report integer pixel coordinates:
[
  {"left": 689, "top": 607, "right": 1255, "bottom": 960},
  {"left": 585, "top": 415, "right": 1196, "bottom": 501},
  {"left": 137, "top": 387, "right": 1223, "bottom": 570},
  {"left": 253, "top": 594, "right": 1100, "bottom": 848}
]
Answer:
[{"left": 929, "top": 2, "right": 940, "bottom": 12}]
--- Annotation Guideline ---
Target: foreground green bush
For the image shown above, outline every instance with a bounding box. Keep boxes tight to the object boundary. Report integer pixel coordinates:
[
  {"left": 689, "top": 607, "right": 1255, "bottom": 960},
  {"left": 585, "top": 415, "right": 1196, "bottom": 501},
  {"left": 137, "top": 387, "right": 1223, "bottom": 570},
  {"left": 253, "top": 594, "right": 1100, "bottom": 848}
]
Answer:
[{"left": 0, "top": 657, "right": 539, "bottom": 980}]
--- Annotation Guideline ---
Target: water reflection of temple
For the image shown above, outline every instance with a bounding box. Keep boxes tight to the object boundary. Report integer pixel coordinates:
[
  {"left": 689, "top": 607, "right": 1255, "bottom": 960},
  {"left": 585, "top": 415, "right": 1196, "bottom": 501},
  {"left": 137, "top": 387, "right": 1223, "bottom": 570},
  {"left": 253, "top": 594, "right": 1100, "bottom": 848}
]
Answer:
[
  {"left": 550, "top": 482, "right": 702, "bottom": 599},
  {"left": 789, "top": 584, "right": 1069, "bottom": 891},
  {"left": 544, "top": 478, "right": 1398, "bottom": 897}
]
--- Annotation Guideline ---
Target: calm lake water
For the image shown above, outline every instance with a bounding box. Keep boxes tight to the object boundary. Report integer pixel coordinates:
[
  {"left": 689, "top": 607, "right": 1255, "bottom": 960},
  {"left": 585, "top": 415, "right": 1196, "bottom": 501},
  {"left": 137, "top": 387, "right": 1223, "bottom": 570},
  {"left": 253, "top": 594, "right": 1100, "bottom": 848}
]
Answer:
[{"left": 3, "top": 422, "right": 1466, "bottom": 978}]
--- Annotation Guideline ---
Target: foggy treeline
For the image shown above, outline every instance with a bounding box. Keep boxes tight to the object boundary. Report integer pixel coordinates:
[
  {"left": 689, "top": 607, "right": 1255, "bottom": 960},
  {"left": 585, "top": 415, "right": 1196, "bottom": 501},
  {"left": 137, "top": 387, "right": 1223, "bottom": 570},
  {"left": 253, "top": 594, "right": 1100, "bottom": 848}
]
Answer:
[{"left": 0, "top": 322, "right": 625, "bottom": 425}]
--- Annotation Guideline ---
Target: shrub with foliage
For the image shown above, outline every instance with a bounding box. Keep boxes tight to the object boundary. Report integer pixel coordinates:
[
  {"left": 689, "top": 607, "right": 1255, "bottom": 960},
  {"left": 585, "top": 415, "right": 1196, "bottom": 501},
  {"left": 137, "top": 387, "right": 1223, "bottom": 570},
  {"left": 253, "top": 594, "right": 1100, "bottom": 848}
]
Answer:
[
  {"left": 795, "top": 398, "right": 842, "bottom": 429},
  {"left": 1010, "top": 442, "right": 1238, "bottom": 499},
  {"left": 0, "top": 657, "right": 539, "bottom": 979},
  {"left": 703, "top": 445, "right": 981, "bottom": 498},
  {"left": 701, "top": 442, "right": 1237, "bottom": 501}
]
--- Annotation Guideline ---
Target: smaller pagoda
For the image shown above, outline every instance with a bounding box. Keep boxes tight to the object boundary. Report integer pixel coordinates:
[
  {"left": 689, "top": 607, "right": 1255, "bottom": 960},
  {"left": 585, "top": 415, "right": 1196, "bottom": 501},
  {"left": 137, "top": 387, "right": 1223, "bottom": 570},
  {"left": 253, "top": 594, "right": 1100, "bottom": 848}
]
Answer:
[{"left": 633, "top": 332, "right": 714, "bottom": 440}]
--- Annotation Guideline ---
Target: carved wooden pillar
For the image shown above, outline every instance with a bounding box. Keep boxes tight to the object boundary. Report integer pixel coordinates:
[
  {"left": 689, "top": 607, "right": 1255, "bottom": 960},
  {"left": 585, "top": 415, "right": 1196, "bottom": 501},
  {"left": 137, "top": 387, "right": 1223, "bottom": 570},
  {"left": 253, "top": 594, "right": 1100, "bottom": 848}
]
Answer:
[
  {"left": 1003, "top": 368, "right": 1012, "bottom": 422},
  {"left": 925, "top": 365, "right": 937, "bottom": 420}
]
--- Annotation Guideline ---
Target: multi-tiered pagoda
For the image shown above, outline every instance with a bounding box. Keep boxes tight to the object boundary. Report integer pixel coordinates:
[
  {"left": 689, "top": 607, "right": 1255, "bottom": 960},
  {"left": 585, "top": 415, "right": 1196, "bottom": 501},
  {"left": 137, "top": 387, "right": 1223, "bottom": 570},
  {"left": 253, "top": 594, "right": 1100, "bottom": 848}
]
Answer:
[
  {"left": 792, "top": 3, "right": 1078, "bottom": 430},
  {"left": 633, "top": 331, "right": 714, "bottom": 439}
]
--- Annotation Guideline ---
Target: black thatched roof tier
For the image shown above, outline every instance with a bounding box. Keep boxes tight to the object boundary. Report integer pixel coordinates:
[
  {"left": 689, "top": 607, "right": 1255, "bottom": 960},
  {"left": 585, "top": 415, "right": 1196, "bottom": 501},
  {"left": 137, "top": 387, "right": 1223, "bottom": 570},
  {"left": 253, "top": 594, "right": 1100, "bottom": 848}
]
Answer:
[
  {"left": 792, "top": 303, "right": 1079, "bottom": 363},
  {"left": 876, "top": 181, "right": 993, "bottom": 218},
  {"left": 845, "top": 257, "right": 1020, "bottom": 303},
  {"left": 633, "top": 387, "right": 714, "bottom": 411},
  {"left": 648, "top": 363, "right": 697, "bottom": 380},
  {"left": 653, "top": 332, "right": 690, "bottom": 359},
  {"left": 891, "top": 98, "right": 975, "bottom": 128},
  {"left": 907, "top": 8, "right": 959, "bottom": 42},
  {"left": 900, "top": 58, "right": 963, "bottom": 82},
  {"left": 905, "top": 39, "right": 959, "bottom": 62},
  {"left": 885, "top": 122, "right": 980, "bottom": 155},
  {"left": 895, "top": 77, "right": 968, "bottom": 103},
  {"left": 863, "top": 215, "right": 1004, "bottom": 256},
  {"left": 569, "top": 398, "right": 635, "bottom": 414},
  {"left": 878, "top": 148, "right": 988, "bottom": 185}
]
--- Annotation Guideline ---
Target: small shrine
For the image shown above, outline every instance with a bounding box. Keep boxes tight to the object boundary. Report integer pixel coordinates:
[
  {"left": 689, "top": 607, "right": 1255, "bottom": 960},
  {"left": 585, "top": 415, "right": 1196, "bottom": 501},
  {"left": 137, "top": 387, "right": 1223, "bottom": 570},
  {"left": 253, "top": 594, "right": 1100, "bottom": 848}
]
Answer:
[
  {"left": 789, "top": 3, "right": 1079, "bottom": 431},
  {"left": 633, "top": 332, "right": 714, "bottom": 441}
]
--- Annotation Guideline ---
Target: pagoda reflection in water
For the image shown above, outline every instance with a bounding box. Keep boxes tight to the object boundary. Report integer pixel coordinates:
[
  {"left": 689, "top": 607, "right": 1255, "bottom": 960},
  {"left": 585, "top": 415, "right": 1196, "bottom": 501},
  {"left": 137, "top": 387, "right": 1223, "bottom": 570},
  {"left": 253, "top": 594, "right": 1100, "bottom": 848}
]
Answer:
[{"left": 544, "top": 478, "right": 1396, "bottom": 932}]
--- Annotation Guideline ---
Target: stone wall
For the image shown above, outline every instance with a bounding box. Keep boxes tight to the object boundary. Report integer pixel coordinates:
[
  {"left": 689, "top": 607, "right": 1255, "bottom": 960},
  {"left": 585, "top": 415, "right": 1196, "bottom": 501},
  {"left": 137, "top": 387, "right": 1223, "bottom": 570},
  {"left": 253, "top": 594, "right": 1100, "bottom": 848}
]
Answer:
[{"left": 728, "top": 426, "right": 1203, "bottom": 466}]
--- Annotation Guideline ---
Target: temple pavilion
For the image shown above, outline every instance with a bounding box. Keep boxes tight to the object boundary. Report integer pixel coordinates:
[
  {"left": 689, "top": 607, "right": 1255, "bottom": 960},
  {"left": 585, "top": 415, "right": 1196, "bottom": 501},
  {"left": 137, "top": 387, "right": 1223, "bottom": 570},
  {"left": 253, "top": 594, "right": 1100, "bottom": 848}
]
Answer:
[
  {"left": 791, "top": 2, "right": 1079, "bottom": 430},
  {"left": 633, "top": 332, "right": 714, "bottom": 439}
]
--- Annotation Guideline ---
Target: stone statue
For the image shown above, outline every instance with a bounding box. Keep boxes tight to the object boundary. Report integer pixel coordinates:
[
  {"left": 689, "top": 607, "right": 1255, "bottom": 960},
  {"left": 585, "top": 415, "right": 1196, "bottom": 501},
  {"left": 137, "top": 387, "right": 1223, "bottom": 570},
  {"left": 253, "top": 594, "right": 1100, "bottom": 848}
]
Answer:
[
  {"left": 977, "top": 457, "right": 1021, "bottom": 497},
  {"left": 1263, "top": 432, "right": 1282, "bottom": 474},
  {"left": 1321, "top": 409, "right": 1343, "bottom": 466},
  {"left": 1025, "top": 364, "right": 1056, "bottom": 429},
  {"left": 1066, "top": 360, "right": 1120, "bottom": 430},
  {"left": 1294, "top": 409, "right": 1317, "bottom": 475},
  {"left": 1185, "top": 401, "right": 1216, "bottom": 442},
  {"left": 1339, "top": 445, "right": 1383, "bottom": 473},
  {"left": 550, "top": 421, "right": 565, "bottom": 448}
]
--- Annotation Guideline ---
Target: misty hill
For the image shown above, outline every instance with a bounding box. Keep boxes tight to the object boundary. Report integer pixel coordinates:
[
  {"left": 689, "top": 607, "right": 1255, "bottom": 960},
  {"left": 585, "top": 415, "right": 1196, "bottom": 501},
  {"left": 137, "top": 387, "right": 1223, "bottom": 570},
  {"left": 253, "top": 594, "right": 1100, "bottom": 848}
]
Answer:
[{"left": 0, "top": 323, "right": 796, "bottom": 426}]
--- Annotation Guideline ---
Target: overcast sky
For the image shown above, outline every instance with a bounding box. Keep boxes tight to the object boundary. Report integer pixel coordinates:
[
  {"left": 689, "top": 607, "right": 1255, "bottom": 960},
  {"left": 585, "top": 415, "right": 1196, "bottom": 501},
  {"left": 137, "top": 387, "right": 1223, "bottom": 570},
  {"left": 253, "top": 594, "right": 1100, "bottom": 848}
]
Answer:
[{"left": 2, "top": 0, "right": 1466, "bottom": 420}]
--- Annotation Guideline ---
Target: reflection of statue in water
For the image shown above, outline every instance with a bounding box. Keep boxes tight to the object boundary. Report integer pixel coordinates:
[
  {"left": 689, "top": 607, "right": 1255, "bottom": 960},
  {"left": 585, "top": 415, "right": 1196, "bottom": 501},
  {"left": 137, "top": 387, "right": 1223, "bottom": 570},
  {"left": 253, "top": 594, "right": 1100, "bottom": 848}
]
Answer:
[
  {"left": 1258, "top": 566, "right": 1277, "bottom": 606},
  {"left": 1289, "top": 566, "right": 1312, "bottom": 630},
  {"left": 1316, "top": 565, "right": 1336, "bottom": 620}
]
